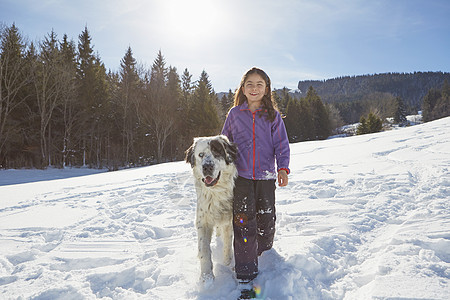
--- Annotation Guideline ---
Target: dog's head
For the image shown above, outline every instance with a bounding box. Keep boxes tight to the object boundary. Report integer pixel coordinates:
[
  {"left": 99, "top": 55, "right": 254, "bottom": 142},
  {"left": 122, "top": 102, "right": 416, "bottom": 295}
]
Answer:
[{"left": 185, "top": 135, "right": 237, "bottom": 187}]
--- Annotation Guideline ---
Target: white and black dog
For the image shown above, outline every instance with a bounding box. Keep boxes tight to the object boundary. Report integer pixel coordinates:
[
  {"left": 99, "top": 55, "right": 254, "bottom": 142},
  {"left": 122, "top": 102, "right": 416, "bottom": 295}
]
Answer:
[{"left": 185, "top": 135, "right": 238, "bottom": 281}]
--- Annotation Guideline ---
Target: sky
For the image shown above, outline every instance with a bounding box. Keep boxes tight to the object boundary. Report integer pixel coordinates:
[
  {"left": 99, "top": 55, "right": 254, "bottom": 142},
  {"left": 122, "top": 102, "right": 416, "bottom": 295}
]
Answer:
[{"left": 1, "top": 0, "right": 450, "bottom": 92}]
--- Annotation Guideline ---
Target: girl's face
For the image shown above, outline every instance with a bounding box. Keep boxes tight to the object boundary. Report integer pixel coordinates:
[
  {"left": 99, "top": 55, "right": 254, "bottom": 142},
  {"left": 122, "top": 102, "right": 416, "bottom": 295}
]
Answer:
[{"left": 243, "top": 73, "right": 267, "bottom": 109}]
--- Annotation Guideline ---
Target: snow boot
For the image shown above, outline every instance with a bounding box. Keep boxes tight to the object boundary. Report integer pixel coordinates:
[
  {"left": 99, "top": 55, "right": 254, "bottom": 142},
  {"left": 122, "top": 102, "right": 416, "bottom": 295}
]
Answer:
[{"left": 238, "top": 279, "right": 256, "bottom": 299}]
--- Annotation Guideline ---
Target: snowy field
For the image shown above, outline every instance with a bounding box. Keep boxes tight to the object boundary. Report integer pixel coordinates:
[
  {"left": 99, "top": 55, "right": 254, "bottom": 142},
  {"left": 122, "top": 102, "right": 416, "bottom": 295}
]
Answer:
[{"left": 0, "top": 117, "right": 449, "bottom": 300}]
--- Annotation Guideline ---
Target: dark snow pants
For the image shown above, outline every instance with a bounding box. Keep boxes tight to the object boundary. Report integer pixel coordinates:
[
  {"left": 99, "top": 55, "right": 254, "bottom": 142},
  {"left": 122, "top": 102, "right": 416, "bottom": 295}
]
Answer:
[{"left": 233, "top": 176, "right": 276, "bottom": 281}]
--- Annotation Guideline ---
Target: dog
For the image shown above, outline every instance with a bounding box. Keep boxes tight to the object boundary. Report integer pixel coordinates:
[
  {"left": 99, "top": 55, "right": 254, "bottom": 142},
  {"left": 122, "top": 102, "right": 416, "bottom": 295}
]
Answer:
[{"left": 185, "top": 135, "right": 238, "bottom": 281}]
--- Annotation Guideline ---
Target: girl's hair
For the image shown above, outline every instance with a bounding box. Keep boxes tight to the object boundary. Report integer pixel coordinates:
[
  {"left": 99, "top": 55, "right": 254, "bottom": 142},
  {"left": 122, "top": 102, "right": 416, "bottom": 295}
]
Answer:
[{"left": 233, "top": 67, "right": 279, "bottom": 122}]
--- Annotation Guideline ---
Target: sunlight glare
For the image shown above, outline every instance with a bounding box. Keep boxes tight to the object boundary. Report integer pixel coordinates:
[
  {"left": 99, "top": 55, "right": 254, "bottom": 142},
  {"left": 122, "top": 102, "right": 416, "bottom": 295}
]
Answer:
[{"left": 162, "top": 0, "right": 224, "bottom": 46}]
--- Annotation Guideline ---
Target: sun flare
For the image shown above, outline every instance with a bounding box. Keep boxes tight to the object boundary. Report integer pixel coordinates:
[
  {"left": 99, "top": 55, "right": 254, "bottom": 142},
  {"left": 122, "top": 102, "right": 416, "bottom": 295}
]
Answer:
[{"left": 161, "top": 0, "right": 225, "bottom": 45}]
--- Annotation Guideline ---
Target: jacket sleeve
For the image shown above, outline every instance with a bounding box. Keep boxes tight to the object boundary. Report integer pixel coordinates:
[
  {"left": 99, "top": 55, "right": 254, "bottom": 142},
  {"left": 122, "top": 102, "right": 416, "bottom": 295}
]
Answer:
[
  {"left": 221, "top": 109, "right": 234, "bottom": 142},
  {"left": 272, "top": 112, "right": 290, "bottom": 174}
]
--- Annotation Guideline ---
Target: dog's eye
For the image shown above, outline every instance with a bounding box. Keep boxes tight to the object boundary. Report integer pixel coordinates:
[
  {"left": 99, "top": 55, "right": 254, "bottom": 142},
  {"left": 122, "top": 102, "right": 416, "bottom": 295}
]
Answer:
[{"left": 199, "top": 152, "right": 204, "bottom": 158}]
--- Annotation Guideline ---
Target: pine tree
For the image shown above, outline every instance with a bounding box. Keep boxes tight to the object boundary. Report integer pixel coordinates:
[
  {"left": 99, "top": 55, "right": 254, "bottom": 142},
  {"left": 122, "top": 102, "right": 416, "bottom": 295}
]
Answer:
[
  {"left": 422, "top": 80, "right": 450, "bottom": 122},
  {"left": 118, "top": 46, "right": 140, "bottom": 164},
  {"left": 356, "top": 116, "right": 368, "bottom": 135},
  {"left": 142, "top": 51, "right": 177, "bottom": 163},
  {"left": 77, "top": 26, "right": 95, "bottom": 166},
  {"left": 105, "top": 70, "right": 122, "bottom": 170},
  {"left": 181, "top": 68, "right": 193, "bottom": 104},
  {"left": 166, "top": 66, "right": 182, "bottom": 159},
  {"left": 277, "top": 87, "right": 291, "bottom": 115},
  {"left": 188, "top": 70, "right": 220, "bottom": 137},
  {"left": 393, "top": 96, "right": 407, "bottom": 125},
  {"left": 178, "top": 68, "right": 194, "bottom": 153},
  {"left": 304, "top": 86, "right": 331, "bottom": 140},
  {"left": 298, "top": 97, "right": 314, "bottom": 141},
  {"left": 422, "top": 88, "right": 441, "bottom": 122},
  {"left": 367, "top": 112, "right": 382, "bottom": 133},
  {"left": 58, "top": 34, "right": 78, "bottom": 167},
  {"left": 220, "top": 89, "right": 235, "bottom": 119},
  {"left": 432, "top": 80, "right": 450, "bottom": 121},
  {"left": 76, "top": 26, "right": 108, "bottom": 167},
  {"left": 285, "top": 98, "right": 301, "bottom": 142},
  {"left": 77, "top": 27, "right": 94, "bottom": 102},
  {"left": 357, "top": 112, "right": 382, "bottom": 134}
]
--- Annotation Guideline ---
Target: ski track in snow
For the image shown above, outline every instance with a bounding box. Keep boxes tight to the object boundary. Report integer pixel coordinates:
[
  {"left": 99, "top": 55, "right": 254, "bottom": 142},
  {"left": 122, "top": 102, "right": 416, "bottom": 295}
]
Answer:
[{"left": 0, "top": 117, "right": 449, "bottom": 299}]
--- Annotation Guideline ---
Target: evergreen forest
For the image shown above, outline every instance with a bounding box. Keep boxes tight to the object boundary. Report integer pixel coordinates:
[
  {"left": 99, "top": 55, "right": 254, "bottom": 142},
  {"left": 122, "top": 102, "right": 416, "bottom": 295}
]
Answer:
[
  {"left": 1, "top": 24, "right": 449, "bottom": 169},
  {"left": 299, "top": 72, "right": 450, "bottom": 124},
  {"left": 0, "top": 24, "right": 223, "bottom": 169}
]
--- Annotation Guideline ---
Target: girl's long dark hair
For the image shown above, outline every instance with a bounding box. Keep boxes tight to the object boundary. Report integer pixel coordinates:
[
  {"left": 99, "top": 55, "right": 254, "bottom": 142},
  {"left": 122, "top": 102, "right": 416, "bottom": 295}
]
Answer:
[{"left": 233, "top": 67, "right": 279, "bottom": 122}]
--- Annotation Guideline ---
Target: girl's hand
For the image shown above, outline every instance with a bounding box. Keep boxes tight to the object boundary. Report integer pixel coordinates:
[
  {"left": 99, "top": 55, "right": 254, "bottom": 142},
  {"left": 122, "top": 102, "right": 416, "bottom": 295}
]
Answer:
[{"left": 278, "top": 170, "right": 288, "bottom": 187}]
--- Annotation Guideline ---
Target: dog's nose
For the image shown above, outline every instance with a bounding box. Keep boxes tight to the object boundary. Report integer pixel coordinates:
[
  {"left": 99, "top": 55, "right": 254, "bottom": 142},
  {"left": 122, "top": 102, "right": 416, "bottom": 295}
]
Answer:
[{"left": 202, "top": 162, "right": 214, "bottom": 175}]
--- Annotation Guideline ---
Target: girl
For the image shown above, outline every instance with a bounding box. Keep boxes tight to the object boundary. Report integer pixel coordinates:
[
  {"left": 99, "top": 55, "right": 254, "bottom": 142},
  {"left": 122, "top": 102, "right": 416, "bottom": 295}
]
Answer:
[{"left": 221, "top": 67, "right": 290, "bottom": 295}]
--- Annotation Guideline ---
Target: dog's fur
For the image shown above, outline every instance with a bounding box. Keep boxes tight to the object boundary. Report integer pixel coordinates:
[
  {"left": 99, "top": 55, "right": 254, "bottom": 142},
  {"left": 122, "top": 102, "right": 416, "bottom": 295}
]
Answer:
[{"left": 185, "top": 135, "right": 238, "bottom": 281}]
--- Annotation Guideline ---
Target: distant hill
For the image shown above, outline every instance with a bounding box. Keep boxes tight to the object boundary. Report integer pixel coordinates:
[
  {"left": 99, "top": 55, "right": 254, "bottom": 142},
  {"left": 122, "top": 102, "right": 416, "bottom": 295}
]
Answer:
[{"left": 297, "top": 72, "right": 450, "bottom": 110}]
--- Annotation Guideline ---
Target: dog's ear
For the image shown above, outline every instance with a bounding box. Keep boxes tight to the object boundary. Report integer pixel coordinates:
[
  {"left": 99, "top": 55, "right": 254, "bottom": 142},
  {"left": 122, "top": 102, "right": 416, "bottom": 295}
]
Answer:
[
  {"left": 219, "top": 136, "right": 237, "bottom": 165},
  {"left": 185, "top": 143, "right": 195, "bottom": 168}
]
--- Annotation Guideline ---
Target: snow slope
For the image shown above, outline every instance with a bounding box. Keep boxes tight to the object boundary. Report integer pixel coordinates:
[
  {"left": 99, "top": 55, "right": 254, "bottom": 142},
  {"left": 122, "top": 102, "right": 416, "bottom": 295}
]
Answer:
[{"left": 0, "top": 117, "right": 449, "bottom": 300}]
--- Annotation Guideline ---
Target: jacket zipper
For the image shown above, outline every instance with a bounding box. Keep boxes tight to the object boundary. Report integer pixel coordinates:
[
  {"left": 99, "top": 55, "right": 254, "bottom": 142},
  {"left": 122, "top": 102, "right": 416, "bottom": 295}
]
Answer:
[{"left": 252, "top": 111, "right": 256, "bottom": 180}]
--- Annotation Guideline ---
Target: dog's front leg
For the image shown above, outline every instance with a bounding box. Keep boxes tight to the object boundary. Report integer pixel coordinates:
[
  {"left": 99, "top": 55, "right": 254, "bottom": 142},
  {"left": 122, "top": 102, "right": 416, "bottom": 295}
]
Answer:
[
  {"left": 222, "top": 222, "right": 233, "bottom": 266},
  {"left": 197, "top": 224, "right": 214, "bottom": 281}
]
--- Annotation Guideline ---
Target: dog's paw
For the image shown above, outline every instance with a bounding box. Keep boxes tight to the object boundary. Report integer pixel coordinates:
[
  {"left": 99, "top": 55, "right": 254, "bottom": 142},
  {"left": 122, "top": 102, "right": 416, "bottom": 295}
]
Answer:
[{"left": 200, "top": 273, "right": 214, "bottom": 288}]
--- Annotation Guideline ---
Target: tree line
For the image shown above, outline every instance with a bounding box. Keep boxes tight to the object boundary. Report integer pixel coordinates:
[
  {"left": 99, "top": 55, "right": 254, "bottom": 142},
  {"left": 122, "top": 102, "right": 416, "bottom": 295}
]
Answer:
[
  {"left": 2, "top": 23, "right": 447, "bottom": 169},
  {"left": 0, "top": 24, "right": 222, "bottom": 169},
  {"left": 299, "top": 72, "right": 450, "bottom": 124},
  {"left": 0, "top": 23, "right": 341, "bottom": 170}
]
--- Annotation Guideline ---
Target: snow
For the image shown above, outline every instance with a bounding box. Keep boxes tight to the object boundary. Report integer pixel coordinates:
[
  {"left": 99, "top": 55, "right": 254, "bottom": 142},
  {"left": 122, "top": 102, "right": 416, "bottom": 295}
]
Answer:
[{"left": 1, "top": 117, "right": 449, "bottom": 300}]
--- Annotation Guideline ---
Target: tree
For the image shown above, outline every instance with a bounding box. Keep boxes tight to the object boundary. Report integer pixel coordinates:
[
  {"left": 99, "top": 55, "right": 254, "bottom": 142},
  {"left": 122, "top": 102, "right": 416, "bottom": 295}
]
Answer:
[
  {"left": 118, "top": 46, "right": 140, "bottom": 164},
  {"left": 422, "top": 88, "right": 441, "bottom": 122},
  {"left": 57, "top": 34, "right": 78, "bottom": 167},
  {"left": 357, "top": 112, "right": 382, "bottom": 134},
  {"left": 297, "top": 97, "right": 314, "bottom": 141},
  {"left": 31, "top": 30, "right": 68, "bottom": 167},
  {"left": 367, "top": 112, "right": 383, "bottom": 133},
  {"left": 305, "top": 86, "right": 331, "bottom": 140},
  {"left": 393, "top": 96, "right": 407, "bottom": 125},
  {"left": 141, "top": 51, "right": 177, "bottom": 163},
  {"left": 0, "top": 24, "right": 31, "bottom": 167},
  {"left": 422, "top": 80, "right": 450, "bottom": 122},
  {"left": 76, "top": 26, "right": 108, "bottom": 167},
  {"left": 166, "top": 66, "right": 182, "bottom": 159},
  {"left": 277, "top": 87, "right": 291, "bottom": 115},
  {"left": 181, "top": 68, "right": 193, "bottom": 104},
  {"left": 77, "top": 26, "right": 95, "bottom": 166},
  {"left": 220, "top": 89, "right": 235, "bottom": 120},
  {"left": 0, "top": 25, "right": 227, "bottom": 169},
  {"left": 326, "top": 103, "right": 344, "bottom": 134},
  {"left": 285, "top": 98, "right": 301, "bottom": 142},
  {"left": 356, "top": 116, "right": 368, "bottom": 135},
  {"left": 188, "top": 70, "right": 220, "bottom": 137},
  {"left": 283, "top": 86, "right": 332, "bottom": 142}
]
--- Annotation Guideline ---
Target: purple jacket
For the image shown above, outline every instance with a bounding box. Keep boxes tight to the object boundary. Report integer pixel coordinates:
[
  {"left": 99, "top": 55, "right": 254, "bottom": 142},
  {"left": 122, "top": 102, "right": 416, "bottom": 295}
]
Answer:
[{"left": 221, "top": 102, "right": 290, "bottom": 180}]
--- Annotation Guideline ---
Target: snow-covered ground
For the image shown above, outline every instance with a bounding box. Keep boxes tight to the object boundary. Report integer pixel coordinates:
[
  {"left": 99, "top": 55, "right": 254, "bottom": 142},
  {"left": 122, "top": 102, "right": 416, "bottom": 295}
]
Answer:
[{"left": 1, "top": 117, "right": 449, "bottom": 300}]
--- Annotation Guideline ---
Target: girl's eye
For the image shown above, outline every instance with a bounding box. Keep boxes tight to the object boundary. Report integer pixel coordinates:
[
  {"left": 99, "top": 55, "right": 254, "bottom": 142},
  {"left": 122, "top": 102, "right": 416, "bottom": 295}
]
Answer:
[{"left": 199, "top": 153, "right": 204, "bottom": 158}]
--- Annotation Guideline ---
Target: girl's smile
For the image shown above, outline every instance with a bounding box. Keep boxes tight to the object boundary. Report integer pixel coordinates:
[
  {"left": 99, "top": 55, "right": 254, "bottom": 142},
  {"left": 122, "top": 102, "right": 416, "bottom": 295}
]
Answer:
[{"left": 243, "top": 73, "right": 268, "bottom": 112}]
